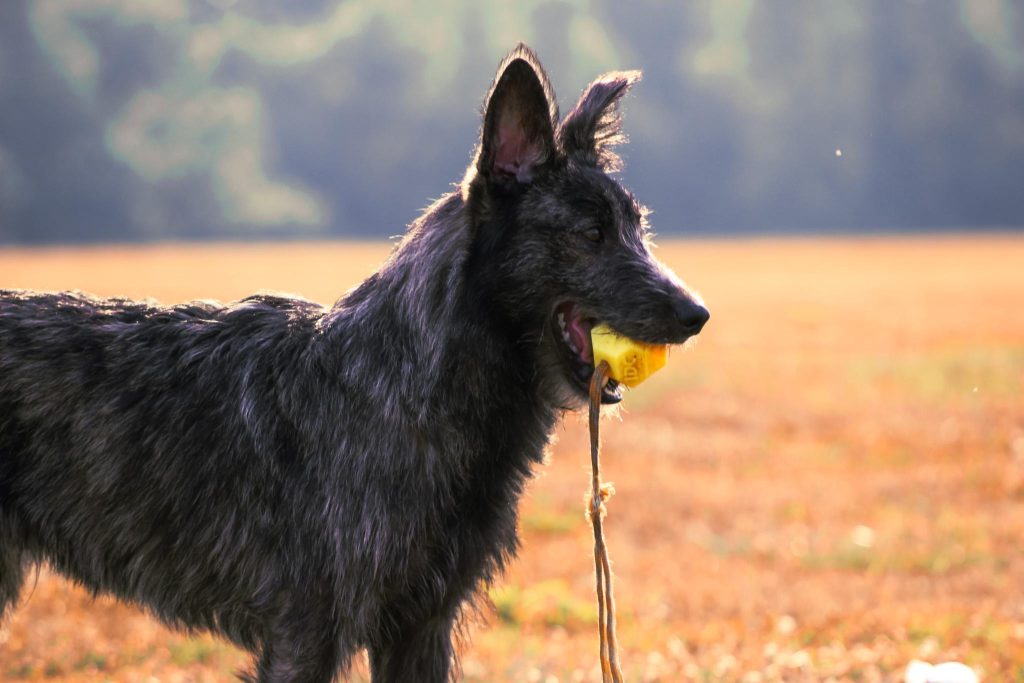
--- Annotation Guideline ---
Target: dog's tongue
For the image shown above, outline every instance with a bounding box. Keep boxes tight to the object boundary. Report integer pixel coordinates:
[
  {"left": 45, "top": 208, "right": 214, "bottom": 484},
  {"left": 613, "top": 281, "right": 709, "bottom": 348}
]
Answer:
[{"left": 565, "top": 307, "right": 592, "bottom": 364}]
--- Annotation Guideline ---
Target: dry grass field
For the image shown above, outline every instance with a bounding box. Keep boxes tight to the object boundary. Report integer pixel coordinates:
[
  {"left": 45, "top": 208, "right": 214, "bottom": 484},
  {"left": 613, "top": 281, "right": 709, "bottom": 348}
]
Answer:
[{"left": 1, "top": 235, "right": 1022, "bottom": 682}]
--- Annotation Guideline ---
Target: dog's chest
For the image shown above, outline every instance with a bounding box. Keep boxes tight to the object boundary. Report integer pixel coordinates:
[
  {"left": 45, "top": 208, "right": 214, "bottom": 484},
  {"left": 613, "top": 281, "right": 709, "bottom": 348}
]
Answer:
[{"left": 443, "top": 405, "right": 554, "bottom": 562}]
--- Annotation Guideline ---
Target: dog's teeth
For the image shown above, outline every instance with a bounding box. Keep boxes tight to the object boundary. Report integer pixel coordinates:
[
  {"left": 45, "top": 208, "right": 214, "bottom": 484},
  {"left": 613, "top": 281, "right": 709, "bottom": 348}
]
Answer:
[
  {"left": 557, "top": 313, "right": 565, "bottom": 331},
  {"left": 560, "top": 326, "right": 576, "bottom": 352}
]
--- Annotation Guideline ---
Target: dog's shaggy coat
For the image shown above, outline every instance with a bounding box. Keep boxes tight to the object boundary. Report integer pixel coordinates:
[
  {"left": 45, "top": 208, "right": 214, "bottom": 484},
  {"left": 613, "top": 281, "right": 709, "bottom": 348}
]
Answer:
[{"left": 0, "top": 45, "right": 707, "bottom": 682}]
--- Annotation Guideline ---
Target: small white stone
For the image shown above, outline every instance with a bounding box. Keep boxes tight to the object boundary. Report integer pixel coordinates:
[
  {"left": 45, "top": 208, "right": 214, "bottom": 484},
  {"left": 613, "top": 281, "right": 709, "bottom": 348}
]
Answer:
[
  {"left": 905, "top": 660, "right": 979, "bottom": 683},
  {"left": 776, "top": 614, "right": 797, "bottom": 635},
  {"left": 851, "top": 524, "right": 875, "bottom": 548}
]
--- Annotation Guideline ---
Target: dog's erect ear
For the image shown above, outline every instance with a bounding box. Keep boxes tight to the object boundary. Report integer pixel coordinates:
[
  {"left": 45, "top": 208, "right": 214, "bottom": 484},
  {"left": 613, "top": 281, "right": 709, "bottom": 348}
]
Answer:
[
  {"left": 558, "top": 70, "right": 641, "bottom": 172},
  {"left": 475, "top": 44, "right": 559, "bottom": 187}
]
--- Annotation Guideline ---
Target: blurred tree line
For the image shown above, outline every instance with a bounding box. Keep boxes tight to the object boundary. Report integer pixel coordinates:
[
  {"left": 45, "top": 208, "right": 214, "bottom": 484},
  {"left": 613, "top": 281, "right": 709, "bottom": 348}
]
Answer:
[{"left": 0, "top": 0, "right": 1021, "bottom": 244}]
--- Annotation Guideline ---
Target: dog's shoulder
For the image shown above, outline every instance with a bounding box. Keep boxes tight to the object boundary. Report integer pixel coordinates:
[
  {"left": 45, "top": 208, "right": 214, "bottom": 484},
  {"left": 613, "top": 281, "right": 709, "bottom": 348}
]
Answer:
[{"left": 220, "top": 291, "right": 325, "bottom": 329}]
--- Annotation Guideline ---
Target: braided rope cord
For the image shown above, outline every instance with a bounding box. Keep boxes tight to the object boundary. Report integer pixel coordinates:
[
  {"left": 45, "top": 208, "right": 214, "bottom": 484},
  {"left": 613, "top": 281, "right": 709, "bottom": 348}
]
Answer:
[{"left": 588, "top": 361, "right": 624, "bottom": 683}]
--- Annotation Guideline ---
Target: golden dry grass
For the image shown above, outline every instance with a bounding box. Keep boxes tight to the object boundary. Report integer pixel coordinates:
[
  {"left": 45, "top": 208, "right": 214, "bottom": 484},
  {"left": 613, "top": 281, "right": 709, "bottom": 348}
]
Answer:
[{"left": 1, "top": 235, "right": 1022, "bottom": 682}]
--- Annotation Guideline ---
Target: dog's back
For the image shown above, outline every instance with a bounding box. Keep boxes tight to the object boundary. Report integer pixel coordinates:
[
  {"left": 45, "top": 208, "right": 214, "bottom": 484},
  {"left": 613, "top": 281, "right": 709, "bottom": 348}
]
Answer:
[{"left": 0, "top": 291, "right": 328, "bottom": 645}]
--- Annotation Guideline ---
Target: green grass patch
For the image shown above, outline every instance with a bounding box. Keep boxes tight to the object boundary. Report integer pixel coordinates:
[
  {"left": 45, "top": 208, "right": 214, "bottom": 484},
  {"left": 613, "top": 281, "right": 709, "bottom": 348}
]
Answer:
[
  {"left": 801, "top": 541, "right": 873, "bottom": 572},
  {"left": 801, "top": 510, "right": 998, "bottom": 576},
  {"left": 803, "top": 542, "right": 993, "bottom": 575},
  {"left": 169, "top": 639, "right": 221, "bottom": 666},
  {"left": 522, "top": 491, "right": 580, "bottom": 536},
  {"left": 74, "top": 650, "right": 108, "bottom": 672},
  {"left": 5, "top": 663, "right": 34, "bottom": 680},
  {"left": 522, "top": 508, "right": 578, "bottom": 535},
  {"left": 489, "top": 579, "right": 597, "bottom": 629},
  {"left": 849, "top": 347, "right": 1024, "bottom": 400}
]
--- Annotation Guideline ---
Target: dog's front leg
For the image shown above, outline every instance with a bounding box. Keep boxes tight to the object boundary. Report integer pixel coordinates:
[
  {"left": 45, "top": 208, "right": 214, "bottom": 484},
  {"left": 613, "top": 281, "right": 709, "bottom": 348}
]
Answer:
[
  {"left": 245, "top": 600, "right": 343, "bottom": 683},
  {"left": 368, "top": 615, "right": 456, "bottom": 683}
]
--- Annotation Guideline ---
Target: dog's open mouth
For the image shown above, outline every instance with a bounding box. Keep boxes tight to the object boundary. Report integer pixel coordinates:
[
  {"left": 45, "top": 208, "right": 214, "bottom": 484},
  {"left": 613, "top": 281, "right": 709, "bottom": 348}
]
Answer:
[{"left": 551, "top": 302, "right": 622, "bottom": 404}]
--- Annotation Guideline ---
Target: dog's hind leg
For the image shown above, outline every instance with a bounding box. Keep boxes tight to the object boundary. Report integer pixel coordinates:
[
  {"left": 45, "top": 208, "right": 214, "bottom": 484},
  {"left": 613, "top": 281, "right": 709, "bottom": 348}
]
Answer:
[{"left": 368, "top": 616, "right": 456, "bottom": 683}]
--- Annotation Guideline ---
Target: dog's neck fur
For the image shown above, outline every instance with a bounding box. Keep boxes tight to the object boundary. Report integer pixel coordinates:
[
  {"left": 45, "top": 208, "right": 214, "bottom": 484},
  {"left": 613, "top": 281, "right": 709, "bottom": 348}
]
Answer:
[{"left": 322, "top": 189, "right": 555, "bottom": 449}]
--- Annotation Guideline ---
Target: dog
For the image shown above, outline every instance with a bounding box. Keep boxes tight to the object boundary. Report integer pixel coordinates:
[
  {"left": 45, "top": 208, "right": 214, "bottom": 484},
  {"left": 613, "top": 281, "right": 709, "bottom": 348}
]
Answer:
[{"left": 0, "top": 44, "right": 708, "bottom": 682}]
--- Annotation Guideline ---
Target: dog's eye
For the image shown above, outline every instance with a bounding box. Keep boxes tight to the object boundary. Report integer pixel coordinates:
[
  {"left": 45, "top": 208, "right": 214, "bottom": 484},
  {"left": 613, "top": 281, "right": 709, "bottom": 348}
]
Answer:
[{"left": 582, "top": 227, "right": 603, "bottom": 243}]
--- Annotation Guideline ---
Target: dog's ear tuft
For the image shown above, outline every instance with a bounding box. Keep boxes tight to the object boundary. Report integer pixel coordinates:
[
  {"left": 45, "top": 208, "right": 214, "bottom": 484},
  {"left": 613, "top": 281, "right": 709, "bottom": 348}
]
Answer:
[
  {"left": 558, "top": 70, "right": 641, "bottom": 172},
  {"left": 474, "top": 43, "right": 559, "bottom": 187}
]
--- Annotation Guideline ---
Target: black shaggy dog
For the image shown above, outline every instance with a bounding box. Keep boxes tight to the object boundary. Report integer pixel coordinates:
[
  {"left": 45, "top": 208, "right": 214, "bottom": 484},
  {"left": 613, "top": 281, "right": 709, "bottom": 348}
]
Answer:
[{"left": 0, "top": 45, "right": 708, "bottom": 682}]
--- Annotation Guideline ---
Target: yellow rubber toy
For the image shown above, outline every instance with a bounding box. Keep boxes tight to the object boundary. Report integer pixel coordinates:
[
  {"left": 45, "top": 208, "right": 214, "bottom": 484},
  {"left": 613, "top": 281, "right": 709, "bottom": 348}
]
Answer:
[{"left": 590, "top": 324, "right": 668, "bottom": 387}]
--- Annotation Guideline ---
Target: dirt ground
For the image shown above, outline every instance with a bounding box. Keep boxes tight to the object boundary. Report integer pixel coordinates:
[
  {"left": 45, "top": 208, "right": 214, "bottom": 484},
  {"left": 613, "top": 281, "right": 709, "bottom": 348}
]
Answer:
[{"left": 1, "top": 235, "right": 1022, "bottom": 682}]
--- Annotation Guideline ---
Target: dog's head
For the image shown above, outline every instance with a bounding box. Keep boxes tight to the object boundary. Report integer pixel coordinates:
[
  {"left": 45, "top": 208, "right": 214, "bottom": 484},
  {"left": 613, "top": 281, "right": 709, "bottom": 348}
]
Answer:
[{"left": 462, "top": 44, "right": 709, "bottom": 408}]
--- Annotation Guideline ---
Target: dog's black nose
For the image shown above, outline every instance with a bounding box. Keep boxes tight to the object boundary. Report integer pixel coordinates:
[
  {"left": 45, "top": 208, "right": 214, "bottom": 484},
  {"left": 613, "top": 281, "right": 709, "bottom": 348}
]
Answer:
[{"left": 674, "top": 299, "right": 710, "bottom": 336}]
